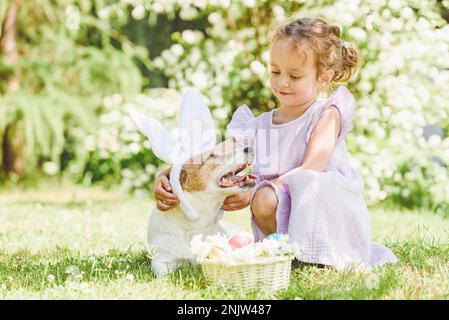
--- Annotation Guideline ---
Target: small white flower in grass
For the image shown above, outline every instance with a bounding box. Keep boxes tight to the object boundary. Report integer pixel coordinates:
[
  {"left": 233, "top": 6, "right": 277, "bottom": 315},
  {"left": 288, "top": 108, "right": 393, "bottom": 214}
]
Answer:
[
  {"left": 47, "top": 274, "right": 55, "bottom": 283},
  {"left": 146, "top": 244, "right": 158, "bottom": 260},
  {"left": 79, "top": 282, "right": 90, "bottom": 292},
  {"left": 365, "top": 274, "right": 380, "bottom": 290},
  {"left": 65, "top": 265, "right": 80, "bottom": 276},
  {"left": 1, "top": 283, "right": 6, "bottom": 290},
  {"left": 43, "top": 162, "right": 58, "bottom": 176},
  {"left": 125, "top": 274, "right": 135, "bottom": 282}
]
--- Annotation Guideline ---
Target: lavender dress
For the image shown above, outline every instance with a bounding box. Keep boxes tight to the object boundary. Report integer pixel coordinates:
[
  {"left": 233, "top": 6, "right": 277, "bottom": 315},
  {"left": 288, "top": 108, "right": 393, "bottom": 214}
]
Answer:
[{"left": 226, "top": 86, "right": 397, "bottom": 269}]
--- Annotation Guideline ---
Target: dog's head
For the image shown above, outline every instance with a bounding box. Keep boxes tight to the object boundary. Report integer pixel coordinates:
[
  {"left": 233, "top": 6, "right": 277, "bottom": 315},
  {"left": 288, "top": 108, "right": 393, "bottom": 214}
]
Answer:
[
  {"left": 179, "top": 138, "right": 256, "bottom": 195},
  {"left": 128, "top": 88, "right": 256, "bottom": 219}
]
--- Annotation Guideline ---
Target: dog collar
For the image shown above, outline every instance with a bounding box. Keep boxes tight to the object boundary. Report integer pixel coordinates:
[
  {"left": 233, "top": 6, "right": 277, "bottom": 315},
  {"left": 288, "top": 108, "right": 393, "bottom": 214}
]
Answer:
[{"left": 169, "top": 164, "right": 200, "bottom": 221}]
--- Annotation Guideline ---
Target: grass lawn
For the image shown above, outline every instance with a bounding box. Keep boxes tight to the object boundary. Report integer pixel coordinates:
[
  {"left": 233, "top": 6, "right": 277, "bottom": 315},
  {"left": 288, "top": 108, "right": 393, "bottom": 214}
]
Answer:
[{"left": 0, "top": 184, "right": 448, "bottom": 299}]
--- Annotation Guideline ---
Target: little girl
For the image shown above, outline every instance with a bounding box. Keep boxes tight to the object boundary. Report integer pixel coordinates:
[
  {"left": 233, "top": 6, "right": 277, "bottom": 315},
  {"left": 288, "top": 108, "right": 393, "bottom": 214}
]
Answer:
[{"left": 154, "top": 17, "right": 397, "bottom": 269}]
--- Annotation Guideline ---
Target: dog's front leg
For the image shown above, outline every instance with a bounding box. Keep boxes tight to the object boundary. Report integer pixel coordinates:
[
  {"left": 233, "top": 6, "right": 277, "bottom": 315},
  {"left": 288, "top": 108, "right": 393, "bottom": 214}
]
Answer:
[{"left": 151, "top": 258, "right": 179, "bottom": 277}]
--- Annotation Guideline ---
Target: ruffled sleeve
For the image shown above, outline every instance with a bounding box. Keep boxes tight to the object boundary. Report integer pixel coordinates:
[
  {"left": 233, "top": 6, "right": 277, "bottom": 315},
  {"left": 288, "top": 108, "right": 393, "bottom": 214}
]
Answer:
[
  {"left": 306, "top": 86, "right": 356, "bottom": 144},
  {"left": 226, "top": 104, "right": 257, "bottom": 148}
]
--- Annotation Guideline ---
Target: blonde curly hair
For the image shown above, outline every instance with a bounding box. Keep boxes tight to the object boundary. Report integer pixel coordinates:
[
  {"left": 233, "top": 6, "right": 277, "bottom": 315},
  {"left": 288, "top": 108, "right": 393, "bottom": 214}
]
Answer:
[{"left": 269, "top": 17, "right": 358, "bottom": 83}]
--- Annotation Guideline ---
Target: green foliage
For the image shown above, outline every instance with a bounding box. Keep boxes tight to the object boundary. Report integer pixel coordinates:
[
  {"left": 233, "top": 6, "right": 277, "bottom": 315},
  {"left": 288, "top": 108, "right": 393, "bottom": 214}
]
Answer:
[
  {"left": 0, "top": 0, "right": 145, "bottom": 179},
  {"left": 0, "top": 91, "right": 93, "bottom": 170}
]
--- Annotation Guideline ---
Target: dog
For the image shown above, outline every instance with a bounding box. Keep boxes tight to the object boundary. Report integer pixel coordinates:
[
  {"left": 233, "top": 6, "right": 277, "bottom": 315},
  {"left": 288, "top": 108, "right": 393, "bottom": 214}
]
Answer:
[
  {"left": 128, "top": 89, "right": 257, "bottom": 277},
  {"left": 148, "top": 141, "right": 256, "bottom": 276}
]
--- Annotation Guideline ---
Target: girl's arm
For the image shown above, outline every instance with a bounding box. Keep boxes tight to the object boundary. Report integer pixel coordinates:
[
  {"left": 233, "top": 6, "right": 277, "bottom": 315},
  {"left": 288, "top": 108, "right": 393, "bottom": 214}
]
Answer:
[{"left": 271, "top": 106, "right": 341, "bottom": 186}]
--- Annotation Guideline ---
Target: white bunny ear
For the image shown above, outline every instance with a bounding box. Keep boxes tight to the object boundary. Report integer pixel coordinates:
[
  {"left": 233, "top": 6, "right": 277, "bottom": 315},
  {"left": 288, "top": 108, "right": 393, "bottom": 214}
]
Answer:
[
  {"left": 178, "top": 89, "right": 216, "bottom": 158},
  {"left": 126, "top": 108, "right": 181, "bottom": 164}
]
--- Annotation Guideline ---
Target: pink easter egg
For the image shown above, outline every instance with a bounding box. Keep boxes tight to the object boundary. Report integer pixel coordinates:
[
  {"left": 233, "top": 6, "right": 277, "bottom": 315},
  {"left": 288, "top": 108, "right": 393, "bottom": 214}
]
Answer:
[{"left": 228, "top": 235, "right": 253, "bottom": 249}]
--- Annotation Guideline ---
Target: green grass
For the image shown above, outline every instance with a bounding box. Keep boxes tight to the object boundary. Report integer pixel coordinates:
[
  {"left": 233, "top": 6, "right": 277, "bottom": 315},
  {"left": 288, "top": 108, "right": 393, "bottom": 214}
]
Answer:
[{"left": 0, "top": 185, "right": 448, "bottom": 299}]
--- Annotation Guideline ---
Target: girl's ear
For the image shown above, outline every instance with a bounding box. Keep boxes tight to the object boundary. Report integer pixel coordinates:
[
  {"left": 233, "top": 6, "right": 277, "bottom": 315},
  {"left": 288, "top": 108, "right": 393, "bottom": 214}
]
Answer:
[{"left": 318, "top": 69, "right": 335, "bottom": 88}]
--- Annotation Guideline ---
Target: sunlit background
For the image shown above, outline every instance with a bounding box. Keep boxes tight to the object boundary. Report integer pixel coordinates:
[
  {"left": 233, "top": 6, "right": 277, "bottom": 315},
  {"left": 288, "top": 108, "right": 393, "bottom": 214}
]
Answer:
[{"left": 1, "top": 0, "right": 448, "bottom": 212}]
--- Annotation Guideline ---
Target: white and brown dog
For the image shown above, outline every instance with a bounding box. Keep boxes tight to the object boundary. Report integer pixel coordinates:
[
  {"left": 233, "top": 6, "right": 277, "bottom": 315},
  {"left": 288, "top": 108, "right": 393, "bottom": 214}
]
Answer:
[{"left": 128, "top": 89, "right": 256, "bottom": 276}]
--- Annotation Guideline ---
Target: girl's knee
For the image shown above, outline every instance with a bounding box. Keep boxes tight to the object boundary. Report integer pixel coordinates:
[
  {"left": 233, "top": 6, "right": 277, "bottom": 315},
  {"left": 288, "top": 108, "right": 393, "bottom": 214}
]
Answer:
[{"left": 251, "top": 186, "right": 278, "bottom": 219}]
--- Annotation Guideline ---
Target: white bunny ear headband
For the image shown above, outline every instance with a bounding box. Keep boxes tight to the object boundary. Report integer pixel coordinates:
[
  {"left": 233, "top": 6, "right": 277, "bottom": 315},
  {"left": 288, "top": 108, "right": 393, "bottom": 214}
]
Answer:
[{"left": 127, "top": 88, "right": 216, "bottom": 221}]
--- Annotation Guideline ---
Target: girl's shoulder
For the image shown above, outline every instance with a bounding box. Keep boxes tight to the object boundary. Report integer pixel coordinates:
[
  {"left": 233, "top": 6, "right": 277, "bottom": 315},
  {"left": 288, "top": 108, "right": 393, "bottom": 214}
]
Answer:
[
  {"left": 227, "top": 104, "right": 267, "bottom": 131},
  {"left": 306, "top": 86, "right": 357, "bottom": 144},
  {"left": 312, "top": 86, "right": 356, "bottom": 119}
]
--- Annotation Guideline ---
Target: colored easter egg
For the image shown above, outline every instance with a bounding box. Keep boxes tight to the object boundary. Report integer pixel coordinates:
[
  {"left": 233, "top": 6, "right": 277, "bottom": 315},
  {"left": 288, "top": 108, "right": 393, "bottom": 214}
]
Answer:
[
  {"left": 267, "top": 233, "right": 281, "bottom": 241},
  {"left": 228, "top": 235, "right": 253, "bottom": 249}
]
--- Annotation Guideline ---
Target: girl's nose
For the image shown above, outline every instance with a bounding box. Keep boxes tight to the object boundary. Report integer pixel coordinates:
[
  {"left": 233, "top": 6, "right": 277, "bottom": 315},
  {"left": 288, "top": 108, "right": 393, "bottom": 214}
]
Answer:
[{"left": 278, "top": 77, "right": 290, "bottom": 88}]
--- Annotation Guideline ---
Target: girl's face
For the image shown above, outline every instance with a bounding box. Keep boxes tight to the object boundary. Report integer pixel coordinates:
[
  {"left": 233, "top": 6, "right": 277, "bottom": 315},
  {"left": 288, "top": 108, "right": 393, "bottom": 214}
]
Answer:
[{"left": 269, "top": 38, "right": 323, "bottom": 109}]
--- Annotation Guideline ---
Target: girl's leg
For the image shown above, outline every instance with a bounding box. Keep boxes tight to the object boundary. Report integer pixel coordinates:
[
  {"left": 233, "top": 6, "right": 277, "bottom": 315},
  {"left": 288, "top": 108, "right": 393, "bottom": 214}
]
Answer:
[{"left": 251, "top": 186, "right": 278, "bottom": 235}]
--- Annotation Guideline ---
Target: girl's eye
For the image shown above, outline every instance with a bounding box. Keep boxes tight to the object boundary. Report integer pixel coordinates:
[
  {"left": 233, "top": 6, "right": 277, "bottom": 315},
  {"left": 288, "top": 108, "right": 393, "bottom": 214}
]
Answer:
[
  {"left": 208, "top": 153, "right": 217, "bottom": 160},
  {"left": 291, "top": 75, "right": 302, "bottom": 80},
  {"left": 271, "top": 71, "right": 280, "bottom": 75}
]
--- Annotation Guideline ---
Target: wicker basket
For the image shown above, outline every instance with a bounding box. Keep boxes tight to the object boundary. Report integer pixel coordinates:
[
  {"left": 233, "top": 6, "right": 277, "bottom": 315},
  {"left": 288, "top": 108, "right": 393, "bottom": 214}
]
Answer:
[{"left": 200, "top": 256, "right": 293, "bottom": 292}]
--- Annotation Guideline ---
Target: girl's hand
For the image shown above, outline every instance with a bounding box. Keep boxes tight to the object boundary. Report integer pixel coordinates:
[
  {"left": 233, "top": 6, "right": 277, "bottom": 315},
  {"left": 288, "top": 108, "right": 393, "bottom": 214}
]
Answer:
[
  {"left": 154, "top": 170, "right": 180, "bottom": 211},
  {"left": 221, "top": 191, "right": 252, "bottom": 211}
]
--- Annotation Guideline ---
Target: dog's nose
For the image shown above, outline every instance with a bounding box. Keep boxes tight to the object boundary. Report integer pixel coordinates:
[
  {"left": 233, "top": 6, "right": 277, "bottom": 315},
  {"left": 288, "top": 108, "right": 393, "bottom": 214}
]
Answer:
[{"left": 243, "top": 147, "right": 253, "bottom": 154}]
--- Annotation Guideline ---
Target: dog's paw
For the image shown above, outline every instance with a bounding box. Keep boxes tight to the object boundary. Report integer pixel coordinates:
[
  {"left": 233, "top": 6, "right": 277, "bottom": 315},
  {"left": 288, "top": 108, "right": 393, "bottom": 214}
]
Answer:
[{"left": 151, "top": 260, "right": 178, "bottom": 277}]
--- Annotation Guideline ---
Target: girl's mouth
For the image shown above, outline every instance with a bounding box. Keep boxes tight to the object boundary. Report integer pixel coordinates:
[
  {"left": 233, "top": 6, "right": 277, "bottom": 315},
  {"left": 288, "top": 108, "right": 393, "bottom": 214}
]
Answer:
[{"left": 279, "top": 92, "right": 294, "bottom": 96}]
